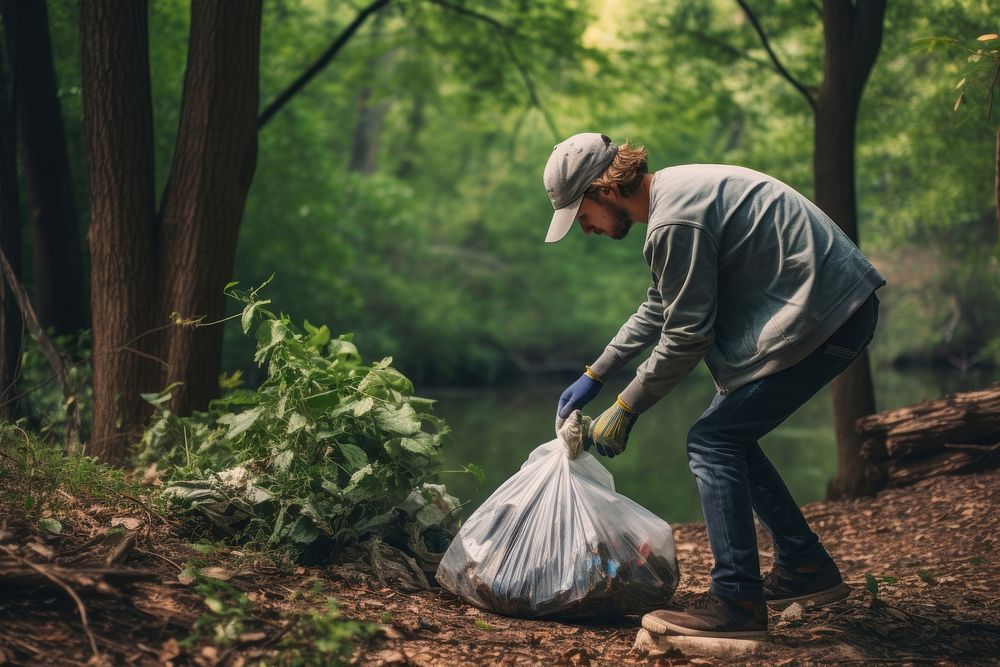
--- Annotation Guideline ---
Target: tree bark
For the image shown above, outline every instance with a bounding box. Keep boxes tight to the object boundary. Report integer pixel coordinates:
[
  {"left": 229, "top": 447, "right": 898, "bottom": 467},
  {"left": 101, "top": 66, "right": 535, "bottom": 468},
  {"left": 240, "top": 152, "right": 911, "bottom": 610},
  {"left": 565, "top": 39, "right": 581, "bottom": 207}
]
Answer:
[
  {"left": 157, "top": 0, "right": 262, "bottom": 415},
  {"left": 79, "top": 0, "right": 160, "bottom": 464},
  {"left": 0, "top": 37, "right": 22, "bottom": 421},
  {"left": 857, "top": 384, "right": 1000, "bottom": 461},
  {"left": 815, "top": 0, "right": 887, "bottom": 500},
  {"left": 0, "top": 0, "right": 88, "bottom": 336}
]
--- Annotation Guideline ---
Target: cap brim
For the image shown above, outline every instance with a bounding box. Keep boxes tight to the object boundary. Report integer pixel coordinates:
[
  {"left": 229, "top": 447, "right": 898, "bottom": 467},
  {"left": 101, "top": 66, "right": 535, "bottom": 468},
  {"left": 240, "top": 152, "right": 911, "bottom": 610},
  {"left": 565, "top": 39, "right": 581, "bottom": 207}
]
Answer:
[{"left": 544, "top": 194, "right": 583, "bottom": 243}]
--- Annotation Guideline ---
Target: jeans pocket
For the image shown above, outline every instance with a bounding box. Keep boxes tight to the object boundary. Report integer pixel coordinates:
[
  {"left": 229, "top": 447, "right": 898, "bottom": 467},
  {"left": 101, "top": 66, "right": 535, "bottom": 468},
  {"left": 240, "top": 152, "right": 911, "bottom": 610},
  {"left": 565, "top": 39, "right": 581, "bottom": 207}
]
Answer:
[
  {"left": 821, "top": 293, "right": 879, "bottom": 361},
  {"left": 821, "top": 341, "right": 859, "bottom": 360}
]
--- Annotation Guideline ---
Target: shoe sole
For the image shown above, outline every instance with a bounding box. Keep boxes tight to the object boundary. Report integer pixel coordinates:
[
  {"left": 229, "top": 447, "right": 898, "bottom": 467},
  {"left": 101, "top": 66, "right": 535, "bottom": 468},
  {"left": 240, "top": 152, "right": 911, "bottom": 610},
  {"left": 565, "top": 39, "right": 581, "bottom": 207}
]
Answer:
[
  {"left": 641, "top": 614, "right": 768, "bottom": 640},
  {"left": 765, "top": 582, "right": 852, "bottom": 611}
]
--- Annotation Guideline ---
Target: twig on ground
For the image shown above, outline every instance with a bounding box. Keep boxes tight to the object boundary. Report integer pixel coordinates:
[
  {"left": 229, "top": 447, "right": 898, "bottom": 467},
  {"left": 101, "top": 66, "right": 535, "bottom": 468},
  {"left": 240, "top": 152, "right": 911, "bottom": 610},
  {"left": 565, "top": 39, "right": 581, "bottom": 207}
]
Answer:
[
  {"left": 105, "top": 532, "right": 137, "bottom": 567},
  {"left": 0, "top": 544, "right": 101, "bottom": 660}
]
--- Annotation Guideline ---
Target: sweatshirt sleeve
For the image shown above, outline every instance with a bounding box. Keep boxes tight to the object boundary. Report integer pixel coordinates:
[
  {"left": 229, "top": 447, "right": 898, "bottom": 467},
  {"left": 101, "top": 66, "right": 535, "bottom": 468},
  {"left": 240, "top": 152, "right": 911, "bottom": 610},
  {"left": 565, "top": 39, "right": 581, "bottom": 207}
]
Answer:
[
  {"left": 588, "top": 283, "right": 665, "bottom": 380},
  {"left": 618, "top": 223, "right": 718, "bottom": 412}
]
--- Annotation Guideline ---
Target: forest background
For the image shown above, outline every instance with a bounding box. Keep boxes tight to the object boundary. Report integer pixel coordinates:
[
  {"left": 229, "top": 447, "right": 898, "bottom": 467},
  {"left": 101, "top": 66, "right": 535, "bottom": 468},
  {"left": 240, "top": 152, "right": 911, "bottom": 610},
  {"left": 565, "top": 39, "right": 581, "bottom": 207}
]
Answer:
[{"left": 6, "top": 0, "right": 1000, "bottom": 469}]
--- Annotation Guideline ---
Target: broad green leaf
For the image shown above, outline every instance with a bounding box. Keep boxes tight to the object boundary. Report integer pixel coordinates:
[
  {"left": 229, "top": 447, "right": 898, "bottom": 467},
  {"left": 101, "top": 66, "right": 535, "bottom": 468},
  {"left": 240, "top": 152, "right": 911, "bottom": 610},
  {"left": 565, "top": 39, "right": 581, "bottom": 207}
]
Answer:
[
  {"left": 327, "top": 339, "right": 360, "bottom": 363},
  {"left": 376, "top": 404, "right": 421, "bottom": 435},
  {"left": 223, "top": 407, "right": 263, "bottom": 440},
  {"left": 254, "top": 318, "right": 290, "bottom": 362},
  {"left": 38, "top": 518, "right": 62, "bottom": 535},
  {"left": 273, "top": 449, "right": 294, "bottom": 473},
  {"left": 353, "top": 396, "right": 374, "bottom": 417},
  {"left": 242, "top": 299, "right": 272, "bottom": 334},
  {"left": 304, "top": 390, "right": 340, "bottom": 413},
  {"left": 205, "top": 596, "right": 226, "bottom": 614},
  {"left": 400, "top": 435, "right": 437, "bottom": 457},
  {"left": 286, "top": 412, "right": 308, "bottom": 434},
  {"left": 338, "top": 443, "right": 369, "bottom": 472}
]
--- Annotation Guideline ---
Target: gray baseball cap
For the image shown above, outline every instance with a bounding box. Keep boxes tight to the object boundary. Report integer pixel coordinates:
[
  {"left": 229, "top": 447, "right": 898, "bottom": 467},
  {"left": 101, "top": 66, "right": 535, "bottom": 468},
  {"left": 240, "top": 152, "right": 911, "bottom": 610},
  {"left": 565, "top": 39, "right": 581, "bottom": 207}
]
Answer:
[{"left": 542, "top": 133, "right": 619, "bottom": 243}]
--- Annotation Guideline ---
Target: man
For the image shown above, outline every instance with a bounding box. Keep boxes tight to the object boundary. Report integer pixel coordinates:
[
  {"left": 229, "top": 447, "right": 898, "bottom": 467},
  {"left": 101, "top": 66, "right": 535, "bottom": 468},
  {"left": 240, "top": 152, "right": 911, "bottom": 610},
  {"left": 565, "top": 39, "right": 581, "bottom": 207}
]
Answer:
[{"left": 544, "top": 132, "right": 884, "bottom": 640}]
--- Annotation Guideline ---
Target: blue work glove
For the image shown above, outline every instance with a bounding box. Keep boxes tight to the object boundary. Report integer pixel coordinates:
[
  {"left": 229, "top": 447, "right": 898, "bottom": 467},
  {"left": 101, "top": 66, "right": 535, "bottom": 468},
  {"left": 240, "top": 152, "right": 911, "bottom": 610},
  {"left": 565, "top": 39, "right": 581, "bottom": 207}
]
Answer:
[
  {"left": 584, "top": 396, "right": 638, "bottom": 459},
  {"left": 557, "top": 367, "right": 604, "bottom": 421}
]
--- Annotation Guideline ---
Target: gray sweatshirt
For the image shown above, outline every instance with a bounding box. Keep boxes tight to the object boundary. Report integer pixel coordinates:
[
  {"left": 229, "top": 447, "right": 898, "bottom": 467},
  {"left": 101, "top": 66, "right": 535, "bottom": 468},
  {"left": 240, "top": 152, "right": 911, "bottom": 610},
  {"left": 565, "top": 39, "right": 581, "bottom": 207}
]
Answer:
[{"left": 589, "top": 164, "right": 886, "bottom": 412}]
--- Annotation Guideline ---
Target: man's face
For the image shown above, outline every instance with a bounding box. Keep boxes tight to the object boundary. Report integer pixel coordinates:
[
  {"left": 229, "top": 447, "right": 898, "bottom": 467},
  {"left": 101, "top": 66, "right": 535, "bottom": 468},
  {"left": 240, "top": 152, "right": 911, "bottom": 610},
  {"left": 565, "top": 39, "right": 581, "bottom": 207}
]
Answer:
[{"left": 576, "top": 193, "right": 633, "bottom": 240}]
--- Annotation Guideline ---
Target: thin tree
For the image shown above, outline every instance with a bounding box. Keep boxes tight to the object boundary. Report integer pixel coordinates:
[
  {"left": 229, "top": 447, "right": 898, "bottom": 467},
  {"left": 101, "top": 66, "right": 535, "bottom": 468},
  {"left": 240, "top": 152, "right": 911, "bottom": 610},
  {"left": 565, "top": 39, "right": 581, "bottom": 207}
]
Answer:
[
  {"left": 0, "top": 33, "right": 22, "bottom": 421},
  {"left": 0, "top": 0, "right": 88, "bottom": 336},
  {"left": 733, "top": 0, "right": 887, "bottom": 498}
]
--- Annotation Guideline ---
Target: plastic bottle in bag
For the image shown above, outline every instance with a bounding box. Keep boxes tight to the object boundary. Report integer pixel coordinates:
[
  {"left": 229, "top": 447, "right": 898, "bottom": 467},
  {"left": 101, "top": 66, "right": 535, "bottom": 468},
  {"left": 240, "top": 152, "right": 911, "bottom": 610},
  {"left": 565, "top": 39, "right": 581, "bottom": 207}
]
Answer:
[{"left": 436, "top": 411, "right": 679, "bottom": 618}]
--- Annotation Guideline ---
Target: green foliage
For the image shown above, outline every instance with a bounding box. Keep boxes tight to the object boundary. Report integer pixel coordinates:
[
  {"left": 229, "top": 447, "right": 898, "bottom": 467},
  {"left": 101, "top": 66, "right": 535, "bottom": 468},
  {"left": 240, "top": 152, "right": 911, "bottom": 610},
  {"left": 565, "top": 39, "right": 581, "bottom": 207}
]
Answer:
[
  {"left": 138, "top": 283, "right": 463, "bottom": 560},
  {"left": 0, "top": 423, "right": 143, "bottom": 527},
  {"left": 17, "top": 331, "right": 93, "bottom": 442},
  {"left": 183, "top": 575, "right": 252, "bottom": 649},
  {"left": 276, "top": 598, "right": 378, "bottom": 666},
  {"left": 38, "top": 0, "right": 1000, "bottom": 386}
]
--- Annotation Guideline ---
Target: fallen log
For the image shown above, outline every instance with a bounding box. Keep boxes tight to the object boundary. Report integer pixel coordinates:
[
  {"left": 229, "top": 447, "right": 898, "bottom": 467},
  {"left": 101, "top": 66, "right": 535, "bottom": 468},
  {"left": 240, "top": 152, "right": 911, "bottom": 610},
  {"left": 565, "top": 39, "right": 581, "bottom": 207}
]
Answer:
[
  {"left": 858, "top": 384, "right": 1000, "bottom": 462},
  {"left": 858, "top": 384, "right": 1000, "bottom": 489}
]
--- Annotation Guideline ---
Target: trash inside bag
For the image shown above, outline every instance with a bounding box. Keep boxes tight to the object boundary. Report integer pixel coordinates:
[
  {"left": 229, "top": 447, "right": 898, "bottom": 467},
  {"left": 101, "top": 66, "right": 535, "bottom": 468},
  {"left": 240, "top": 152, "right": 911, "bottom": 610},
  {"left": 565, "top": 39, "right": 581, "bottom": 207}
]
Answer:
[{"left": 436, "top": 411, "right": 679, "bottom": 618}]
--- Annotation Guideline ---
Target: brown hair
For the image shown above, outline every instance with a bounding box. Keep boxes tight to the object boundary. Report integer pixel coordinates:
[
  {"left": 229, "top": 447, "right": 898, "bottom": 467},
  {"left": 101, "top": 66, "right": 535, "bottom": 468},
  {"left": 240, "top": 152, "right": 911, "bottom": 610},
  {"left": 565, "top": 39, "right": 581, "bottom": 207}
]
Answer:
[{"left": 587, "top": 142, "right": 648, "bottom": 198}]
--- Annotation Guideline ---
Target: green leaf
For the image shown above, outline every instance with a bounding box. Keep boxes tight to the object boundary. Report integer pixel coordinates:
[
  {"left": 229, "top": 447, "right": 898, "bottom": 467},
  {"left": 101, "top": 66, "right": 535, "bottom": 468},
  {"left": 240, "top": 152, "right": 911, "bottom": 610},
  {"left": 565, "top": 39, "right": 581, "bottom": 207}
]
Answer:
[
  {"left": 880, "top": 575, "right": 898, "bottom": 586},
  {"left": 38, "top": 518, "right": 62, "bottom": 535},
  {"left": 399, "top": 434, "right": 438, "bottom": 457},
  {"left": 304, "top": 390, "right": 340, "bottom": 413},
  {"left": 242, "top": 299, "right": 272, "bottom": 334},
  {"left": 353, "top": 396, "right": 374, "bottom": 417},
  {"left": 222, "top": 407, "right": 263, "bottom": 440},
  {"left": 338, "top": 443, "right": 369, "bottom": 472},
  {"left": 327, "top": 339, "right": 361, "bottom": 363},
  {"left": 917, "top": 570, "right": 938, "bottom": 585},
  {"left": 286, "top": 412, "right": 309, "bottom": 434},
  {"left": 376, "top": 404, "right": 422, "bottom": 435},
  {"left": 273, "top": 449, "right": 294, "bottom": 473},
  {"left": 865, "top": 573, "right": 879, "bottom": 597},
  {"left": 254, "top": 318, "right": 290, "bottom": 362},
  {"left": 304, "top": 320, "right": 331, "bottom": 350},
  {"left": 288, "top": 516, "right": 320, "bottom": 544},
  {"left": 465, "top": 463, "right": 486, "bottom": 487},
  {"left": 205, "top": 596, "right": 226, "bottom": 614},
  {"left": 141, "top": 381, "right": 184, "bottom": 406}
]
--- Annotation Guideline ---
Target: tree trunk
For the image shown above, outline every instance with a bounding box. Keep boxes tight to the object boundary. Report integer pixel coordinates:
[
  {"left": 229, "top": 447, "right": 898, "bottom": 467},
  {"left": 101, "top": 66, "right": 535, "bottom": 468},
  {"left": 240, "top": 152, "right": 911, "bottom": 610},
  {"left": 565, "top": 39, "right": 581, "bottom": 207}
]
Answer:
[
  {"left": 80, "top": 0, "right": 160, "bottom": 464},
  {"left": 0, "top": 0, "right": 88, "bottom": 336},
  {"left": 816, "top": 0, "right": 887, "bottom": 500},
  {"left": 0, "top": 37, "right": 22, "bottom": 422},
  {"left": 157, "top": 0, "right": 262, "bottom": 415}
]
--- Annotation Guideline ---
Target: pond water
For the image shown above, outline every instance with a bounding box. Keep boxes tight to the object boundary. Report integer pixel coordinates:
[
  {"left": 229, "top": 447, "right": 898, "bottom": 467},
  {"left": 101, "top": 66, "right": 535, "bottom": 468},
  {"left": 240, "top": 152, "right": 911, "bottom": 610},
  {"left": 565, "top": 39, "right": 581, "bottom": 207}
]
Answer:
[{"left": 427, "top": 364, "right": 995, "bottom": 525}]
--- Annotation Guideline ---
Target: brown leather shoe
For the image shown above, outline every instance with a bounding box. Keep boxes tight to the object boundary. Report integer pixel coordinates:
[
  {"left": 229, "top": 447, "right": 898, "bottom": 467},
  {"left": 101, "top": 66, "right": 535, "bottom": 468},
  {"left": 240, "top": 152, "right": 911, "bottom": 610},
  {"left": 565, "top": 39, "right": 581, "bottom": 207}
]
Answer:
[
  {"left": 763, "top": 557, "right": 851, "bottom": 610},
  {"left": 641, "top": 591, "right": 768, "bottom": 640}
]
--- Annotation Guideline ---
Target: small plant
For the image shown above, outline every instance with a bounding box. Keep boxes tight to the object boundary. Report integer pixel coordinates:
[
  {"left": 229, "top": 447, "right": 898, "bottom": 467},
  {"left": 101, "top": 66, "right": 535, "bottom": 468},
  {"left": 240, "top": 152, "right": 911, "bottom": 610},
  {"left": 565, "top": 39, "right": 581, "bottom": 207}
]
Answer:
[
  {"left": 183, "top": 575, "right": 251, "bottom": 648},
  {"left": 137, "top": 279, "right": 478, "bottom": 561},
  {"left": 276, "top": 598, "right": 378, "bottom": 666}
]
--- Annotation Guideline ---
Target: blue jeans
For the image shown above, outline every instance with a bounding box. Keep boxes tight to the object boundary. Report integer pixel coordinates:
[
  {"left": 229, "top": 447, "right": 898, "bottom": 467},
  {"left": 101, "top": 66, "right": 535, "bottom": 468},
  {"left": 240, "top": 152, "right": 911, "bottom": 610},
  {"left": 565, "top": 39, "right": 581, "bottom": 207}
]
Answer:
[{"left": 687, "top": 292, "right": 880, "bottom": 602}]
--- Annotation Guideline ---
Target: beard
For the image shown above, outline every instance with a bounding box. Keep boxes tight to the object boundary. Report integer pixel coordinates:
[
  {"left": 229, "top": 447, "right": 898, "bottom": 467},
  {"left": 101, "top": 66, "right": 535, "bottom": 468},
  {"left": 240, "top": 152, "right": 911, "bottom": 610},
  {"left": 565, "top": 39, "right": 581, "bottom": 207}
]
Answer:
[{"left": 605, "top": 202, "right": 634, "bottom": 240}]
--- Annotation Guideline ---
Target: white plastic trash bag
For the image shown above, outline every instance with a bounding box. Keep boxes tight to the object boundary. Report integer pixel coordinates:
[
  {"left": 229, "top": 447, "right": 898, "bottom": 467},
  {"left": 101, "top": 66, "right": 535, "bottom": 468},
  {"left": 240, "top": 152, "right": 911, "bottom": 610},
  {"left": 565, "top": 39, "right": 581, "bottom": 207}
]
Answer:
[{"left": 436, "top": 411, "right": 679, "bottom": 618}]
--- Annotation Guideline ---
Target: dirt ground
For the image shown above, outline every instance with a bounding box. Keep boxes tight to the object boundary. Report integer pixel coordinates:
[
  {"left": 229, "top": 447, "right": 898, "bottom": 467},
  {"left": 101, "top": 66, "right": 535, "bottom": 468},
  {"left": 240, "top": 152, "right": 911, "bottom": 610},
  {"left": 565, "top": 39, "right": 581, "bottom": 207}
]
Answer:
[{"left": 2, "top": 464, "right": 999, "bottom": 666}]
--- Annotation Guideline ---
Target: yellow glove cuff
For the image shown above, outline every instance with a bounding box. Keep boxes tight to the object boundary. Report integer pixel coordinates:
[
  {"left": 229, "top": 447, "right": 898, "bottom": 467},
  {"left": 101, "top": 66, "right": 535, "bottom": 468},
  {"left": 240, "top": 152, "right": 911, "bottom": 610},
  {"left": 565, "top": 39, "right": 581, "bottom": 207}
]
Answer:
[
  {"left": 615, "top": 396, "right": 637, "bottom": 414},
  {"left": 584, "top": 366, "right": 605, "bottom": 384}
]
